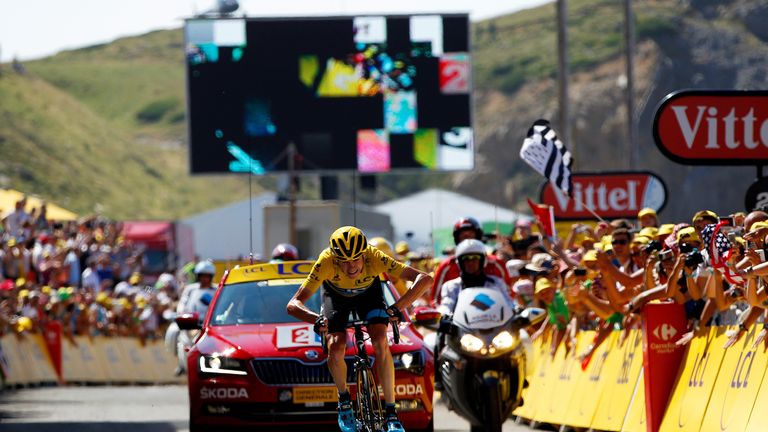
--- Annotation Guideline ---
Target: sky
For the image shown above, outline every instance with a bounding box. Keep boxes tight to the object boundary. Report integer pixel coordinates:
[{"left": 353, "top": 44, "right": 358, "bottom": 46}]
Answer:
[{"left": 0, "top": 0, "right": 552, "bottom": 63}]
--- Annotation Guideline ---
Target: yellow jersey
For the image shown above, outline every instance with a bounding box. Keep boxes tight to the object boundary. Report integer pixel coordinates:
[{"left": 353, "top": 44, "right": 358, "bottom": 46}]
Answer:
[{"left": 301, "top": 246, "right": 408, "bottom": 297}]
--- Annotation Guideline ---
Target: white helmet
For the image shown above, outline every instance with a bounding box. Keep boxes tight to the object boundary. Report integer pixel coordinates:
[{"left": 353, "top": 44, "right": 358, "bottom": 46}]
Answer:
[
  {"left": 455, "top": 239, "right": 486, "bottom": 258},
  {"left": 455, "top": 239, "right": 487, "bottom": 278},
  {"left": 194, "top": 260, "right": 215, "bottom": 276}
]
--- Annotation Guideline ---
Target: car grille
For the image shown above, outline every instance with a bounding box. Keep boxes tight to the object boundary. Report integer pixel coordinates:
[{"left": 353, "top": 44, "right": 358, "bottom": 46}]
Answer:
[{"left": 251, "top": 357, "right": 373, "bottom": 385}]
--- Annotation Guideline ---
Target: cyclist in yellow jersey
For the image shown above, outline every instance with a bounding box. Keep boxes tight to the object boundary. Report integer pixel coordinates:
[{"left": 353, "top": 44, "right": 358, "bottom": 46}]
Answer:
[{"left": 287, "top": 226, "right": 433, "bottom": 432}]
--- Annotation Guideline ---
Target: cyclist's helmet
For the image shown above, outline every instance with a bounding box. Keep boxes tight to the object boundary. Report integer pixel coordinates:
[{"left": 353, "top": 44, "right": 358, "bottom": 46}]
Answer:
[
  {"left": 272, "top": 243, "right": 299, "bottom": 261},
  {"left": 329, "top": 226, "right": 368, "bottom": 262},
  {"left": 452, "top": 217, "right": 483, "bottom": 245},
  {"left": 194, "top": 260, "right": 215, "bottom": 277},
  {"left": 369, "top": 237, "right": 395, "bottom": 258},
  {"left": 455, "top": 239, "right": 487, "bottom": 274}
]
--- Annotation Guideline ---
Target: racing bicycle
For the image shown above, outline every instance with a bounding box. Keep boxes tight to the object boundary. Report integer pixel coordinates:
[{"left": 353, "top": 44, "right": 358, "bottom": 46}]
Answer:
[{"left": 321, "top": 307, "right": 400, "bottom": 432}]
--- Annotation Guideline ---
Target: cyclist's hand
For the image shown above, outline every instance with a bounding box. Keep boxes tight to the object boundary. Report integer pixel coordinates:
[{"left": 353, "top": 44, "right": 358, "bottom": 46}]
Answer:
[
  {"left": 313, "top": 315, "right": 328, "bottom": 335},
  {"left": 386, "top": 306, "right": 404, "bottom": 323}
]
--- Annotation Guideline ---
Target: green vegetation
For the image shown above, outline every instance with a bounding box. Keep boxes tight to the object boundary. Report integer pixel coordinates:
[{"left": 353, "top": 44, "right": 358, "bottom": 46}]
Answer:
[
  {"left": 136, "top": 97, "right": 180, "bottom": 124},
  {"left": 474, "top": 0, "right": 678, "bottom": 93}
]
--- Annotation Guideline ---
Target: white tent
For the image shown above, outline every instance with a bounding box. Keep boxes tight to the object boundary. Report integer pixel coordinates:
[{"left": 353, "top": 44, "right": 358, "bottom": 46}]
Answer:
[
  {"left": 183, "top": 193, "right": 276, "bottom": 260},
  {"left": 374, "top": 188, "right": 529, "bottom": 253}
]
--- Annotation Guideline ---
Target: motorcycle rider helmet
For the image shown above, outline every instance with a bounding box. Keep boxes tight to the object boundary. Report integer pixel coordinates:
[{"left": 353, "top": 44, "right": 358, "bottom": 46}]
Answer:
[
  {"left": 329, "top": 226, "right": 368, "bottom": 262},
  {"left": 271, "top": 243, "right": 299, "bottom": 261},
  {"left": 194, "top": 260, "right": 215, "bottom": 277},
  {"left": 452, "top": 217, "right": 484, "bottom": 245},
  {"left": 369, "top": 237, "right": 395, "bottom": 258},
  {"left": 455, "top": 239, "right": 487, "bottom": 287}
]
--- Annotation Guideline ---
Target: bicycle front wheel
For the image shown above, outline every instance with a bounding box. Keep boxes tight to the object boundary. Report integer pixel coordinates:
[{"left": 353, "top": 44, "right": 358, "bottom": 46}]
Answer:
[{"left": 355, "top": 365, "right": 384, "bottom": 432}]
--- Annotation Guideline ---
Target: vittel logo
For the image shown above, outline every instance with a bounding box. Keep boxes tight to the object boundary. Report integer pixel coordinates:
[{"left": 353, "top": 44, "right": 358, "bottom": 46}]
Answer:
[
  {"left": 653, "top": 91, "right": 768, "bottom": 163},
  {"left": 541, "top": 172, "right": 666, "bottom": 219},
  {"left": 671, "top": 105, "right": 768, "bottom": 150}
]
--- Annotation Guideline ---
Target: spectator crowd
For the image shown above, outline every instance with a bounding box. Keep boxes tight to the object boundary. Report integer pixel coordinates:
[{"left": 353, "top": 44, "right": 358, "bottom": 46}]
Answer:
[
  {"left": 1, "top": 196, "right": 191, "bottom": 345},
  {"left": 6, "top": 191, "right": 768, "bottom": 373}
]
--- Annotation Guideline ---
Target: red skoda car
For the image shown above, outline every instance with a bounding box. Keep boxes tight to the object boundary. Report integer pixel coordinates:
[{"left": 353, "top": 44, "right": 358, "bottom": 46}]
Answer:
[{"left": 180, "top": 261, "right": 435, "bottom": 431}]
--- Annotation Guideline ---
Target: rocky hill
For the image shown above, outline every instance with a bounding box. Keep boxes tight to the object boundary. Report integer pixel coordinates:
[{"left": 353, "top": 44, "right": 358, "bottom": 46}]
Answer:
[
  {"left": 1, "top": 0, "right": 767, "bottom": 222},
  {"left": 463, "top": 0, "right": 768, "bottom": 222}
]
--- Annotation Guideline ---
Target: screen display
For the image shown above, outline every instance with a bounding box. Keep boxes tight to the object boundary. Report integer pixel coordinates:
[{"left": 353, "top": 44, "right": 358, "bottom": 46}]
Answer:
[{"left": 185, "top": 15, "right": 473, "bottom": 174}]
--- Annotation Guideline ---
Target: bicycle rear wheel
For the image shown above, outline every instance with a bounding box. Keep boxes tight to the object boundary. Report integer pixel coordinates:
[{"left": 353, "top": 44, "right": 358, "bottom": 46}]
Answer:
[{"left": 355, "top": 365, "right": 384, "bottom": 432}]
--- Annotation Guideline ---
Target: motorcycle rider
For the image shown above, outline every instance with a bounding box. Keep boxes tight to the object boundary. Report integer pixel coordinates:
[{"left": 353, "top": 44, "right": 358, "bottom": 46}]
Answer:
[
  {"left": 286, "top": 226, "right": 433, "bottom": 432},
  {"left": 167, "top": 260, "right": 216, "bottom": 375},
  {"left": 431, "top": 217, "right": 511, "bottom": 305},
  {"left": 434, "top": 238, "right": 513, "bottom": 390}
]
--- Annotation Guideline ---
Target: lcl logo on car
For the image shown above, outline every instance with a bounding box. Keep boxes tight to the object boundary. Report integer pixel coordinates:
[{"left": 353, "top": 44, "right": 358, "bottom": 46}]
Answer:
[{"left": 305, "top": 349, "right": 319, "bottom": 360}]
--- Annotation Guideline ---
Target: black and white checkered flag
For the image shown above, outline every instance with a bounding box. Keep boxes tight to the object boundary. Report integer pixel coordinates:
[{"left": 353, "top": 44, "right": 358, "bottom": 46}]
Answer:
[{"left": 520, "top": 119, "right": 573, "bottom": 197}]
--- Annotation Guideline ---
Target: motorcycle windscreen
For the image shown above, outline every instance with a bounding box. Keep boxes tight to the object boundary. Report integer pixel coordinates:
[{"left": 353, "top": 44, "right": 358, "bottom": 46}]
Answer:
[{"left": 453, "top": 287, "right": 513, "bottom": 330}]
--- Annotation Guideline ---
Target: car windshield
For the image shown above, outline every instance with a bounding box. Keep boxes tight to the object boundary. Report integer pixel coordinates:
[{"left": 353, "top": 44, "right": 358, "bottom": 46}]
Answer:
[{"left": 209, "top": 279, "right": 397, "bottom": 326}]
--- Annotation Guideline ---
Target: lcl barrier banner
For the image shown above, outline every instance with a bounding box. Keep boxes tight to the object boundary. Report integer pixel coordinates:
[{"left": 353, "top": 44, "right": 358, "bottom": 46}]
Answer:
[
  {"left": 1, "top": 335, "right": 183, "bottom": 387},
  {"left": 642, "top": 302, "right": 687, "bottom": 432},
  {"left": 699, "top": 326, "right": 768, "bottom": 432},
  {"left": 659, "top": 327, "right": 727, "bottom": 432}
]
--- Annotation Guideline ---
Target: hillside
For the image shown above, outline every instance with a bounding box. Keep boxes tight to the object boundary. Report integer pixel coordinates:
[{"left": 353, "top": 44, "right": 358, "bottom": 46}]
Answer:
[{"left": 2, "top": 0, "right": 768, "bottom": 221}]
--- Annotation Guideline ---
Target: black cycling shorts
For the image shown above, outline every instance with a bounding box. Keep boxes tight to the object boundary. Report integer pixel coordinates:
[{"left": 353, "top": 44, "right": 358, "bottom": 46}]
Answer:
[{"left": 321, "top": 278, "right": 389, "bottom": 333}]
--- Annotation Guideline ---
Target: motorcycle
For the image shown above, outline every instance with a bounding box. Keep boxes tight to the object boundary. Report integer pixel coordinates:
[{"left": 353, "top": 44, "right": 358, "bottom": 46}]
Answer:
[
  {"left": 164, "top": 291, "right": 212, "bottom": 375},
  {"left": 415, "top": 287, "right": 545, "bottom": 432}
]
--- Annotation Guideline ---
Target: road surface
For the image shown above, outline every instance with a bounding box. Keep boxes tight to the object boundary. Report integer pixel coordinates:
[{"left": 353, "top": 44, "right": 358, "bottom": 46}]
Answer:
[{"left": 0, "top": 385, "right": 531, "bottom": 431}]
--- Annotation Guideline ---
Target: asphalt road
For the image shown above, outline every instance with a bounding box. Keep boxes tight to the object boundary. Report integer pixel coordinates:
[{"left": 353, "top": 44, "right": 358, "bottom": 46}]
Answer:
[{"left": 0, "top": 385, "right": 531, "bottom": 432}]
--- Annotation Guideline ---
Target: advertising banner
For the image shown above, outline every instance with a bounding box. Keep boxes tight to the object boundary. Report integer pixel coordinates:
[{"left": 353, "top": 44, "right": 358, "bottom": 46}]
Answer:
[
  {"left": 642, "top": 303, "right": 687, "bottom": 432},
  {"left": 653, "top": 90, "right": 768, "bottom": 164},
  {"left": 43, "top": 321, "right": 63, "bottom": 382},
  {"left": 540, "top": 172, "right": 667, "bottom": 220}
]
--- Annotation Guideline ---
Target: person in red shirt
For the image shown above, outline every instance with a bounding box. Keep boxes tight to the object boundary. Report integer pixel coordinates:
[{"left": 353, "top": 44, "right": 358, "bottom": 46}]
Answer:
[{"left": 430, "top": 217, "right": 512, "bottom": 305}]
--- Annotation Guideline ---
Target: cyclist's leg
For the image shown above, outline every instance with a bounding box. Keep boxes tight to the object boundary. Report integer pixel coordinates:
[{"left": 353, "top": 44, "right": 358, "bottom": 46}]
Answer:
[
  {"left": 367, "top": 323, "right": 395, "bottom": 403},
  {"left": 322, "top": 288, "right": 353, "bottom": 395},
  {"left": 327, "top": 331, "right": 349, "bottom": 393},
  {"left": 358, "top": 285, "right": 395, "bottom": 405}
]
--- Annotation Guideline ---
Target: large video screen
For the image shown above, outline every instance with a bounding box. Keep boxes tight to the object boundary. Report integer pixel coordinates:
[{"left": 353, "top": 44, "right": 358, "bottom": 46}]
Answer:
[{"left": 185, "top": 15, "right": 473, "bottom": 174}]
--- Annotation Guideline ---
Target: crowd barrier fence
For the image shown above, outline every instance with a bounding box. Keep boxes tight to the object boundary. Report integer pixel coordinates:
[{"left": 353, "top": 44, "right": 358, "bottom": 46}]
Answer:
[
  {"left": 0, "top": 333, "right": 186, "bottom": 387},
  {"left": 515, "top": 324, "right": 768, "bottom": 431}
]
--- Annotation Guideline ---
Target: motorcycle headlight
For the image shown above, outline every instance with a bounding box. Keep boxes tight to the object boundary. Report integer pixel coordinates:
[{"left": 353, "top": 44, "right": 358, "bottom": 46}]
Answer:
[
  {"left": 491, "top": 331, "right": 516, "bottom": 350},
  {"left": 460, "top": 334, "right": 484, "bottom": 353},
  {"left": 199, "top": 355, "right": 248, "bottom": 376}
]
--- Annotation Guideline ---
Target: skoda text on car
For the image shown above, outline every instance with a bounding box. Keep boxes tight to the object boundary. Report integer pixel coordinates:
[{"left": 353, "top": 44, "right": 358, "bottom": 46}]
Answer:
[{"left": 183, "top": 261, "right": 435, "bottom": 431}]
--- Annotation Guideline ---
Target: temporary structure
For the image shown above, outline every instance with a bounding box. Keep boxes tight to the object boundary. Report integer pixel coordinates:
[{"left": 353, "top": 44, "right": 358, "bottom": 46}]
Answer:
[{"left": 0, "top": 189, "right": 78, "bottom": 221}]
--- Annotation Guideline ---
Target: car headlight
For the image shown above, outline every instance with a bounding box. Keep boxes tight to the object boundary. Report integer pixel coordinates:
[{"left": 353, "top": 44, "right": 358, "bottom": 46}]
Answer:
[
  {"left": 460, "top": 334, "right": 484, "bottom": 353},
  {"left": 491, "top": 331, "right": 516, "bottom": 350},
  {"left": 393, "top": 351, "right": 425, "bottom": 374},
  {"left": 199, "top": 355, "right": 248, "bottom": 375}
]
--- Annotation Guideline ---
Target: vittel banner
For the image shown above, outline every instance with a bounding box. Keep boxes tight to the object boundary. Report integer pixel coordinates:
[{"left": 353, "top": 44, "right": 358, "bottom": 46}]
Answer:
[
  {"left": 653, "top": 90, "right": 768, "bottom": 164},
  {"left": 540, "top": 172, "right": 667, "bottom": 220}
]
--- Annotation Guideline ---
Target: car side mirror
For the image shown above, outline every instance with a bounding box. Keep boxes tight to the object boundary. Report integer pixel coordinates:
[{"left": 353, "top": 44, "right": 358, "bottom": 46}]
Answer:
[
  {"left": 412, "top": 307, "right": 442, "bottom": 329},
  {"left": 516, "top": 307, "right": 546, "bottom": 327},
  {"left": 176, "top": 312, "right": 202, "bottom": 330}
]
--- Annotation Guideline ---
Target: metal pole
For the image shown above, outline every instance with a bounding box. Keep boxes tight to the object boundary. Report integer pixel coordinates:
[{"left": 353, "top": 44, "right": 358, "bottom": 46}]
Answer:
[
  {"left": 557, "top": 0, "right": 572, "bottom": 167},
  {"left": 288, "top": 142, "right": 298, "bottom": 246},
  {"left": 625, "top": 0, "right": 638, "bottom": 169}
]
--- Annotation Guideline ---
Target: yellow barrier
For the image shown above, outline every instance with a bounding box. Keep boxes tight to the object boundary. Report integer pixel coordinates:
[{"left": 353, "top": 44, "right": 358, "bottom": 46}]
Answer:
[
  {"left": 533, "top": 334, "right": 589, "bottom": 425},
  {"left": 700, "top": 326, "right": 768, "bottom": 432},
  {"left": 513, "top": 324, "right": 768, "bottom": 432},
  {"left": 1, "top": 334, "right": 30, "bottom": 386},
  {"left": 1, "top": 334, "right": 188, "bottom": 387},
  {"left": 746, "top": 331, "right": 768, "bottom": 431},
  {"left": 513, "top": 335, "right": 554, "bottom": 420},
  {"left": 591, "top": 329, "right": 645, "bottom": 431},
  {"left": 620, "top": 368, "right": 647, "bottom": 432},
  {"left": 564, "top": 331, "right": 616, "bottom": 428},
  {"left": 660, "top": 327, "right": 728, "bottom": 432}
]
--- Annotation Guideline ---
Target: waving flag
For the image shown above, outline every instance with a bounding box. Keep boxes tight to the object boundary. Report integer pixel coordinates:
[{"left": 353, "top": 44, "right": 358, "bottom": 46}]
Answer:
[
  {"left": 527, "top": 198, "right": 556, "bottom": 238},
  {"left": 520, "top": 119, "right": 573, "bottom": 196}
]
